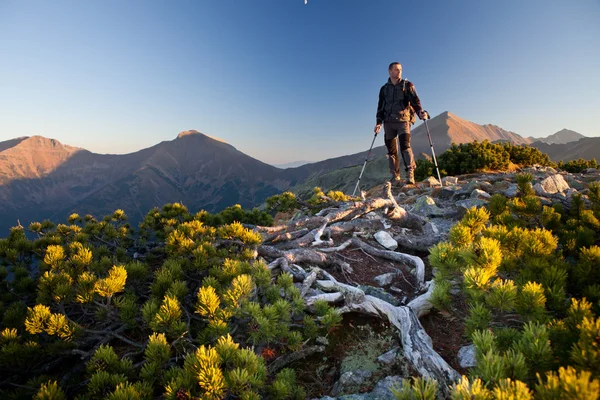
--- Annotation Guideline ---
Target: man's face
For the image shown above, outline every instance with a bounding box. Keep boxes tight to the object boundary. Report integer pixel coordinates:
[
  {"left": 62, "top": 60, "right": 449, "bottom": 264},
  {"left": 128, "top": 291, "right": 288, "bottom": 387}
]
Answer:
[{"left": 389, "top": 64, "right": 402, "bottom": 80}]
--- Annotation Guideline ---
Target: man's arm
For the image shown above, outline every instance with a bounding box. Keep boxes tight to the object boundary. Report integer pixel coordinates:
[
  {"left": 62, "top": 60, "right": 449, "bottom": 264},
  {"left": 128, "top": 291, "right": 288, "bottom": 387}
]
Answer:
[
  {"left": 376, "top": 86, "right": 385, "bottom": 125},
  {"left": 406, "top": 82, "right": 423, "bottom": 116}
]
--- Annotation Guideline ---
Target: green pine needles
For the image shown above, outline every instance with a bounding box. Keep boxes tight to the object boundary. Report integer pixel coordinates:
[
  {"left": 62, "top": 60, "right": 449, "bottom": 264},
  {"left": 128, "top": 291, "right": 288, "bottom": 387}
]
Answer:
[
  {"left": 425, "top": 175, "right": 600, "bottom": 397},
  {"left": 0, "top": 203, "right": 336, "bottom": 398}
]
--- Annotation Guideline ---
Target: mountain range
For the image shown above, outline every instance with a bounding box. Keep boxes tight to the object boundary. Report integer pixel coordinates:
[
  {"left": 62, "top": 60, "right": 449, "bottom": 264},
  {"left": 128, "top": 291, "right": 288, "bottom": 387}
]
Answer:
[{"left": 0, "top": 112, "right": 593, "bottom": 233}]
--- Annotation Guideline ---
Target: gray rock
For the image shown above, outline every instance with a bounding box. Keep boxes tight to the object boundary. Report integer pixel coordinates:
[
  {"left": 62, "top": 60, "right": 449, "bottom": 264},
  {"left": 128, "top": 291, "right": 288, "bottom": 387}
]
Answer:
[
  {"left": 318, "top": 376, "right": 405, "bottom": 400},
  {"left": 456, "top": 198, "right": 488, "bottom": 210},
  {"left": 377, "top": 348, "right": 399, "bottom": 365},
  {"left": 374, "top": 231, "right": 398, "bottom": 250},
  {"left": 582, "top": 168, "right": 599, "bottom": 174},
  {"left": 471, "top": 189, "right": 491, "bottom": 200},
  {"left": 373, "top": 272, "right": 397, "bottom": 287},
  {"left": 479, "top": 181, "right": 493, "bottom": 192},
  {"left": 412, "top": 195, "right": 444, "bottom": 217},
  {"left": 460, "top": 180, "right": 480, "bottom": 194},
  {"left": 439, "top": 186, "right": 460, "bottom": 200},
  {"left": 534, "top": 174, "right": 570, "bottom": 195},
  {"left": 523, "top": 165, "right": 557, "bottom": 174},
  {"left": 423, "top": 176, "right": 441, "bottom": 187},
  {"left": 442, "top": 176, "right": 458, "bottom": 185},
  {"left": 367, "top": 376, "right": 404, "bottom": 399},
  {"left": 565, "top": 188, "right": 579, "bottom": 197},
  {"left": 458, "top": 344, "right": 477, "bottom": 368},
  {"left": 330, "top": 369, "right": 373, "bottom": 397},
  {"left": 504, "top": 184, "right": 519, "bottom": 198}
]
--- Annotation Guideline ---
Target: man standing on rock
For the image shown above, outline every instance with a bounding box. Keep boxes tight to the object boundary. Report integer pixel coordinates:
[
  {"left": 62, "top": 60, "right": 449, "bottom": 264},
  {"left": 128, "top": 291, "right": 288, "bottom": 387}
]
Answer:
[{"left": 374, "top": 62, "right": 428, "bottom": 185}]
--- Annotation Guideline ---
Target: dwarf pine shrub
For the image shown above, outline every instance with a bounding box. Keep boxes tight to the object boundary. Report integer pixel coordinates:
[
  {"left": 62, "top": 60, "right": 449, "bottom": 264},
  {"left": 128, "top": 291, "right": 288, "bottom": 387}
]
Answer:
[
  {"left": 0, "top": 204, "right": 327, "bottom": 398},
  {"left": 428, "top": 171, "right": 600, "bottom": 396}
]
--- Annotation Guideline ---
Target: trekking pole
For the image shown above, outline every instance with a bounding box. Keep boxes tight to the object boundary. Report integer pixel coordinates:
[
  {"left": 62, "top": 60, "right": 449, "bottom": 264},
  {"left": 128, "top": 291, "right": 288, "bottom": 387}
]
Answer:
[
  {"left": 422, "top": 112, "right": 443, "bottom": 187},
  {"left": 351, "top": 132, "right": 378, "bottom": 197}
]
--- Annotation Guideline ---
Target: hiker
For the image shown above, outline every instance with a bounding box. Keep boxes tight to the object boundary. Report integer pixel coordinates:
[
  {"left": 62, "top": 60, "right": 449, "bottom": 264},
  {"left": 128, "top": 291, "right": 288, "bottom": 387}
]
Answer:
[{"left": 374, "top": 62, "right": 428, "bottom": 185}]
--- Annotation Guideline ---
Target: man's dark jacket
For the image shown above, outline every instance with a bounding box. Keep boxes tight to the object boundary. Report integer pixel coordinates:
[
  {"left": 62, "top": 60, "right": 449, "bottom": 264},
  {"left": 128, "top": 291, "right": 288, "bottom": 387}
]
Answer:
[{"left": 376, "top": 78, "right": 423, "bottom": 125}]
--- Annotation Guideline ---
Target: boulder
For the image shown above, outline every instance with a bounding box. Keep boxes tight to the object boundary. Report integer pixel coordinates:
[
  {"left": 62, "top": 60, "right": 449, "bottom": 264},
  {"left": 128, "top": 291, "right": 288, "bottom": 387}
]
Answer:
[
  {"left": 374, "top": 231, "right": 398, "bottom": 250},
  {"left": 533, "top": 174, "right": 570, "bottom": 195},
  {"left": 470, "top": 189, "right": 491, "bottom": 200},
  {"left": 412, "top": 195, "right": 444, "bottom": 217}
]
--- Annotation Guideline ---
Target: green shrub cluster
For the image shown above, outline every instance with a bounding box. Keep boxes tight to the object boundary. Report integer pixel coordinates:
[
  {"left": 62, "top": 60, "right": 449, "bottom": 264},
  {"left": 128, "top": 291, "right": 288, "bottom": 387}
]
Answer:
[
  {"left": 558, "top": 158, "right": 598, "bottom": 173},
  {"left": 0, "top": 203, "right": 340, "bottom": 399},
  {"left": 420, "top": 176, "right": 600, "bottom": 398}
]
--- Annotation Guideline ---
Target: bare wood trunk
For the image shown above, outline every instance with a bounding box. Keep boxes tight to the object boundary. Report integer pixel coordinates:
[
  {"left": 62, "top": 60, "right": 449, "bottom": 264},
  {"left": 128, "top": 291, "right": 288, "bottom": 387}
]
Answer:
[{"left": 339, "top": 296, "right": 459, "bottom": 396}]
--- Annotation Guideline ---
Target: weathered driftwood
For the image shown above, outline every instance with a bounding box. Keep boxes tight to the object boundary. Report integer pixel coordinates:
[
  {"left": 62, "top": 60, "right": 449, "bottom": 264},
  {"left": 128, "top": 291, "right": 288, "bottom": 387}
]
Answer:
[
  {"left": 300, "top": 270, "right": 318, "bottom": 297},
  {"left": 268, "top": 228, "right": 309, "bottom": 244},
  {"left": 267, "top": 257, "right": 307, "bottom": 281},
  {"left": 328, "top": 218, "right": 385, "bottom": 236},
  {"left": 394, "top": 233, "right": 441, "bottom": 252},
  {"left": 259, "top": 245, "right": 351, "bottom": 274},
  {"left": 338, "top": 295, "right": 459, "bottom": 396},
  {"left": 306, "top": 270, "right": 458, "bottom": 395},
  {"left": 268, "top": 345, "right": 326, "bottom": 374},
  {"left": 255, "top": 188, "right": 459, "bottom": 390},
  {"left": 407, "top": 280, "right": 435, "bottom": 318},
  {"left": 305, "top": 292, "right": 343, "bottom": 306}
]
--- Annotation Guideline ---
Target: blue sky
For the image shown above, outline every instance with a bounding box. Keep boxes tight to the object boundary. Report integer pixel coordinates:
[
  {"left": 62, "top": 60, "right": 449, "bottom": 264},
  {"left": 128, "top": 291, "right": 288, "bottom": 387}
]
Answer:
[{"left": 1, "top": 0, "right": 599, "bottom": 164}]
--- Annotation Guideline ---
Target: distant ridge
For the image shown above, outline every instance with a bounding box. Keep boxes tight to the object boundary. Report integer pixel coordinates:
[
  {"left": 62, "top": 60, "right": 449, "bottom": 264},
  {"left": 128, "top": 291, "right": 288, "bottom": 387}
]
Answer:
[
  {"left": 408, "top": 111, "right": 530, "bottom": 159},
  {"left": 0, "top": 112, "right": 582, "bottom": 233},
  {"left": 531, "top": 137, "right": 600, "bottom": 162},
  {"left": 530, "top": 128, "right": 586, "bottom": 145},
  {"left": 273, "top": 160, "right": 314, "bottom": 169}
]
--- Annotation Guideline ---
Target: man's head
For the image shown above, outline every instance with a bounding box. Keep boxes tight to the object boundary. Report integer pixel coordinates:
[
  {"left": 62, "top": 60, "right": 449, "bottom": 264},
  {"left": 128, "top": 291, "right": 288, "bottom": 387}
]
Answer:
[{"left": 388, "top": 62, "right": 402, "bottom": 81}]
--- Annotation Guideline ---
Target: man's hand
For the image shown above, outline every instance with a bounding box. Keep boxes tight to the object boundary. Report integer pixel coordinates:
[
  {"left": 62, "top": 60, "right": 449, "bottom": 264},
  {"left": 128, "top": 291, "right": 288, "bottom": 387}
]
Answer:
[
  {"left": 374, "top": 124, "right": 382, "bottom": 134},
  {"left": 418, "top": 110, "right": 429, "bottom": 120}
]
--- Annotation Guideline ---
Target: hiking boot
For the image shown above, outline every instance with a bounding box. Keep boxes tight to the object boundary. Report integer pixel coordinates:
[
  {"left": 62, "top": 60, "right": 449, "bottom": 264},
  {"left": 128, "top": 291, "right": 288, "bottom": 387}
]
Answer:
[
  {"left": 389, "top": 175, "right": 402, "bottom": 187},
  {"left": 406, "top": 170, "right": 415, "bottom": 185}
]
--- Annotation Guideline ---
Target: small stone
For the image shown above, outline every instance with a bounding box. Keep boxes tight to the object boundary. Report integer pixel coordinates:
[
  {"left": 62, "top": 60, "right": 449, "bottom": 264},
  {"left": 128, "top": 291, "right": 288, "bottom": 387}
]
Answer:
[
  {"left": 458, "top": 344, "right": 477, "bottom": 368},
  {"left": 374, "top": 231, "right": 398, "bottom": 250},
  {"left": 423, "top": 176, "right": 441, "bottom": 187},
  {"left": 373, "top": 272, "right": 397, "bottom": 286},
  {"left": 442, "top": 176, "right": 458, "bottom": 185},
  {"left": 471, "top": 189, "right": 491, "bottom": 200},
  {"left": 504, "top": 184, "right": 519, "bottom": 198},
  {"left": 368, "top": 376, "right": 404, "bottom": 400},
  {"left": 456, "top": 198, "right": 488, "bottom": 210},
  {"left": 330, "top": 369, "right": 372, "bottom": 397}
]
